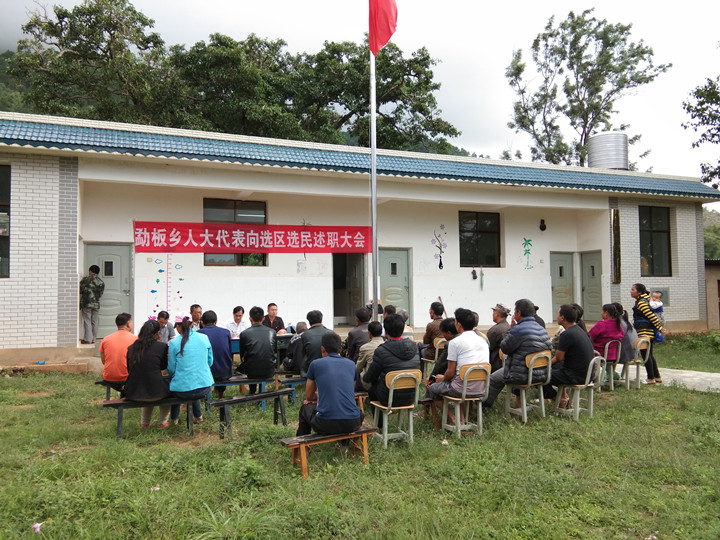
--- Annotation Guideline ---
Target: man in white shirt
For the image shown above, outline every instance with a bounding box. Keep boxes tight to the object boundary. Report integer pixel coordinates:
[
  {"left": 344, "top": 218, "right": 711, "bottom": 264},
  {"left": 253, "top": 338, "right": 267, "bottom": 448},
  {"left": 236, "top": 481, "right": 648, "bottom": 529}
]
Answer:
[{"left": 224, "top": 305, "right": 248, "bottom": 338}]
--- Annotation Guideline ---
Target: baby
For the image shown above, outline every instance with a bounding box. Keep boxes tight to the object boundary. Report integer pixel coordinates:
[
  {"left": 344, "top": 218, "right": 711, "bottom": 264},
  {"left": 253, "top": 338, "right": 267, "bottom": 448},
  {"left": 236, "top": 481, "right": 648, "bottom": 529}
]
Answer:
[{"left": 649, "top": 291, "right": 665, "bottom": 343}]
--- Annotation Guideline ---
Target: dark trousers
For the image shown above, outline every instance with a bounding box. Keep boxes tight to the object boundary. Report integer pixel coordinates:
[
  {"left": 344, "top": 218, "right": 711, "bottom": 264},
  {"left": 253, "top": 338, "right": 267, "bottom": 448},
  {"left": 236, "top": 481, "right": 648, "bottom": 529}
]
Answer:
[
  {"left": 170, "top": 386, "right": 210, "bottom": 420},
  {"left": 641, "top": 343, "right": 661, "bottom": 380},
  {"left": 296, "top": 402, "right": 362, "bottom": 436},
  {"left": 543, "top": 368, "right": 582, "bottom": 400}
]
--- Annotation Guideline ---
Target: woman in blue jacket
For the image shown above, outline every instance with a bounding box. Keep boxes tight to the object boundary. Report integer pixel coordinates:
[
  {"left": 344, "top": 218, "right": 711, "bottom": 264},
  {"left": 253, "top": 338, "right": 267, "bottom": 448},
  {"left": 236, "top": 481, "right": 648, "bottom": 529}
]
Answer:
[{"left": 168, "top": 317, "right": 214, "bottom": 423}]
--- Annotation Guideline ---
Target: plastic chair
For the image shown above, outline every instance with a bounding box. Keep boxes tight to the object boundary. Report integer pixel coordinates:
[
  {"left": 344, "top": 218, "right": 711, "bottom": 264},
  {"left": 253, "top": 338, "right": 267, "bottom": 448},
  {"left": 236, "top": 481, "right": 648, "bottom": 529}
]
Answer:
[
  {"left": 598, "top": 339, "right": 622, "bottom": 391},
  {"left": 370, "top": 369, "right": 422, "bottom": 448},
  {"left": 554, "top": 355, "right": 606, "bottom": 421},
  {"left": 441, "top": 362, "right": 491, "bottom": 438},
  {"left": 504, "top": 350, "right": 552, "bottom": 423},
  {"left": 618, "top": 337, "right": 651, "bottom": 390}
]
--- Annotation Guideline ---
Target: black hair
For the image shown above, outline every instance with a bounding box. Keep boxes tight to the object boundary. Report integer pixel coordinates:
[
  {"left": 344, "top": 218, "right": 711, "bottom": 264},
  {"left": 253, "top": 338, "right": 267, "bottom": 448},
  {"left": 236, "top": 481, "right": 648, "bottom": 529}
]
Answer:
[
  {"left": 397, "top": 309, "right": 409, "bottom": 323},
  {"left": 249, "top": 306, "right": 264, "bottom": 323},
  {"left": 602, "top": 303, "right": 622, "bottom": 332},
  {"left": 368, "top": 321, "right": 383, "bottom": 337},
  {"left": 307, "top": 310, "right": 323, "bottom": 325},
  {"left": 633, "top": 283, "right": 648, "bottom": 295},
  {"left": 179, "top": 318, "right": 193, "bottom": 355},
  {"left": 430, "top": 301, "right": 444, "bottom": 317},
  {"left": 296, "top": 321, "right": 308, "bottom": 333},
  {"left": 321, "top": 332, "right": 342, "bottom": 354},
  {"left": 115, "top": 312, "right": 132, "bottom": 327},
  {"left": 571, "top": 303, "right": 587, "bottom": 331},
  {"left": 514, "top": 299, "right": 535, "bottom": 318},
  {"left": 383, "top": 305, "right": 396, "bottom": 316},
  {"left": 440, "top": 317, "right": 458, "bottom": 336},
  {"left": 612, "top": 302, "right": 634, "bottom": 331},
  {"left": 233, "top": 305, "right": 244, "bottom": 314},
  {"left": 454, "top": 308, "right": 475, "bottom": 331},
  {"left": 127, "top": 320, "right": 160, "bottom": 369},
  {"left": 157, "top": 310, "right": 169, "bottom": 320},
  {"left": 383, "top": 313, "right": 404, "bottom": 338},
  {"left": 355, "top": 307, "right": 372, "bottom": 323},
  {"left": 89, "top": 265, "right": 100, "bottom": 274},
  {"left": 201, "top": 310, "right": 217, "bottom": 326},
  {"left": 559, "top": 304, "right": 578, "bottom": 323},
  {"left": 190, "top": 304, "right": 201, "bottom": 312},
  {"left": 267, "top": 302, "right": 277, "bottom": 310}
]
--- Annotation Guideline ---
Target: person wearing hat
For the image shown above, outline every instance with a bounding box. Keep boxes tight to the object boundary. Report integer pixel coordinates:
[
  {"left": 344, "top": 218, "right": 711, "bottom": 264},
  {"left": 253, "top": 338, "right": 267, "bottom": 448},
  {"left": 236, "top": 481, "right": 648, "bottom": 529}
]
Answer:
[{"left": 487, "top": 303, "right": 511, "bottom": 373}]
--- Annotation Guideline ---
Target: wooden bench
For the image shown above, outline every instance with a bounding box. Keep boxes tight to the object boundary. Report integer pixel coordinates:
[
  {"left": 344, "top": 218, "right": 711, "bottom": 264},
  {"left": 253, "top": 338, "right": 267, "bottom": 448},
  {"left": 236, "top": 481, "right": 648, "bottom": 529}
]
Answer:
[
  {"left": 95, "top": 379, "right": 125, "bottom": 400},
  {"left": 280, "top": 425, "right": 378, "bottom": 478},
  {"left": 274, "top": 372, "right": 307, "bottom": 404},
  {"left": 102, "top": 397, "right": 202, "bottom": 439},
  {"left": 207, "top": 376, "right": 276, "bottom": 411},
  {"left": 207, "top": 388, "right": 294, "bottom": 439}
]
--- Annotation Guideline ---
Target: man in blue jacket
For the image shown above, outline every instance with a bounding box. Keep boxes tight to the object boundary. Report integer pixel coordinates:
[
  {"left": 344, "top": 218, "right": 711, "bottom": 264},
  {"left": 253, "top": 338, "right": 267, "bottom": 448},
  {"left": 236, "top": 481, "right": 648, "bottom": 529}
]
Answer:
[
  {"left": 483, "top": 298, "right": 551, "bottom": 408},
  {"left": 199, "top": 310, "right": 233, "bottom": 398}
]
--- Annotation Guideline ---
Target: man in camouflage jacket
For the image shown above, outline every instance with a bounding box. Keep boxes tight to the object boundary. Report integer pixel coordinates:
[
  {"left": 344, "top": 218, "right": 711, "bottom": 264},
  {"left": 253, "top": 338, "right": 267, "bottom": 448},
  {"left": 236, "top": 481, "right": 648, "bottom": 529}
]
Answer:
[{"left": 80, "top": 265, "right": 105, "bottom": 344}]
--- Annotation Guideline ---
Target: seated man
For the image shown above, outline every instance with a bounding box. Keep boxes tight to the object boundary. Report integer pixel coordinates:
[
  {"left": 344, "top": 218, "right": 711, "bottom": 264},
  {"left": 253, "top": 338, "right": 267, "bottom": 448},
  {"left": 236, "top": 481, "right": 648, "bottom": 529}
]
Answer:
[
  {"left": 297, "top": 331, "right": 363, "bottom": 436},
  {"left": 422, "top": 317, "right": 459, "bottom": 399},
  {"left": 363, "top": 313, "right": 421, "bottom": 407},
  {"left": 262, "top": 302, "right": 287, "bottom": 334},
  {"left": 487, "top": 303, "right": 511, "bottom": 373},
  {"left": 301, "top": 310, "right": 330, "bottom": 376},
  {"left": 224, "top": 305, "right": 248, "bottom": 338},
  {"left": 397, "top": 309, "right": 415, "bottom": 339},
  {"left": 239, "top": 306, "right": 277, "bottom": 393},
  {"left": 98, "top": 312, "right": 136, "bottom": 391},
  {"left": 484, "top": 299, "right": 552, "bottom": 408},
  {"left": 356, "top": 321, "right": 384, "bottom": 390},
  {"left": 425, "top": 308, "right": 489, "bottom": 403},
  {"left": 199, "top": 310, "right": 233, "bottom": 398},
  {"left": 157, "top": 310, "right": 176, "bottom": 344},
  {"left": 544, "top": 303, "right": 595, "bottom": 407},
  {"left": 283, "top": 321, "right": 308, "bottom": 373},
  {"left": 347, "top": 307, "right": 372, "bottom": 362},
  {"left": 422, "top": 301, "right": 445, "bottom": 360}
]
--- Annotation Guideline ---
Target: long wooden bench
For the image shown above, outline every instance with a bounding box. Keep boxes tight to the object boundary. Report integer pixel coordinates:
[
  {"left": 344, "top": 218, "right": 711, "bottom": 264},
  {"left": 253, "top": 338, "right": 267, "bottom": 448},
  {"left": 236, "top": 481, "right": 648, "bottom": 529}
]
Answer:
[
  {"left": 274, "top": 372, "right": 307, "bottom": 404},
  {"left": 95, "top": 379, "right": 125, "bottom": 400},
  {"left": 208, "top": 376, "right": 276, "bottom": 411},
  {"left": 207, "top": 388, "right": 294, "bottom": 439},
  {"left": 102, "top": 397, "right": 202, "bottom": 439},
  {"left": 280, "top": 425, "right": 378, "bottom": 478}
]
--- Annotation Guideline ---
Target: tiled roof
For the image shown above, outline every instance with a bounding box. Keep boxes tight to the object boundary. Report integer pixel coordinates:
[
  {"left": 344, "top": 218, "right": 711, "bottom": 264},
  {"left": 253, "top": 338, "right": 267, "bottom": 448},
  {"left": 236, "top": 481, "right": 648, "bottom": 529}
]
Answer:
[{"left": 1, "top": 114, "right": 718, "bottom": 200}]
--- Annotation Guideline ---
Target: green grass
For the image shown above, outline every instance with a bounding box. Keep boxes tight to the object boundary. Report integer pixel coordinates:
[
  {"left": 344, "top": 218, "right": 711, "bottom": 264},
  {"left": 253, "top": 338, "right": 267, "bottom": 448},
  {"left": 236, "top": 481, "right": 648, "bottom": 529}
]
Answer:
[
  {"left": 2, "top": 372, "right": 720, "bottom": 539},
  {"left": 655, "top": 332, "right": 720, "bottom": 373}
]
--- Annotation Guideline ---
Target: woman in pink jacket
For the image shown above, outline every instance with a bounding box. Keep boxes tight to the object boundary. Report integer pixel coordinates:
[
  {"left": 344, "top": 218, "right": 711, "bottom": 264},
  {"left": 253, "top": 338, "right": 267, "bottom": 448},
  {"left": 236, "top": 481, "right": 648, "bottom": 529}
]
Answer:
[{"left": 589, "top": 303, "right": 625, "bottom": 363}]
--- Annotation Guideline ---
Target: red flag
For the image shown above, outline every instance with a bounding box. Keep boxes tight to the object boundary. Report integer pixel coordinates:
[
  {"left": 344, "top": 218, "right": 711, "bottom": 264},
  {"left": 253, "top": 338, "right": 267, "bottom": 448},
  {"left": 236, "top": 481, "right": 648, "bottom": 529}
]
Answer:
[{"left": 369, "top": 0, "right": 397, "bottom": 55}]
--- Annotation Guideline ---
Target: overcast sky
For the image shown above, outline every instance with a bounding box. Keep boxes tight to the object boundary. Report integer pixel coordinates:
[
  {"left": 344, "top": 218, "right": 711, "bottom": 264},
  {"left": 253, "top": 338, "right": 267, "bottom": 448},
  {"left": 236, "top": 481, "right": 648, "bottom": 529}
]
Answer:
[{"left": 2, "top": 1, "right": 719, "bottom": 184}]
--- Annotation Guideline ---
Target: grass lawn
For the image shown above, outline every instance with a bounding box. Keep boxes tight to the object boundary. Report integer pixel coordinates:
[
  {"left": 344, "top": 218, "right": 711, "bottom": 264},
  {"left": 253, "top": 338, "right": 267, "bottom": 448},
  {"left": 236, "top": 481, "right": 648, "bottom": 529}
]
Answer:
[
  {"left": 655, "top": 333, "right": 720, "bottom": 373},
  {"left": 2, "top": 371, "right": 720, "bottom": 539}
]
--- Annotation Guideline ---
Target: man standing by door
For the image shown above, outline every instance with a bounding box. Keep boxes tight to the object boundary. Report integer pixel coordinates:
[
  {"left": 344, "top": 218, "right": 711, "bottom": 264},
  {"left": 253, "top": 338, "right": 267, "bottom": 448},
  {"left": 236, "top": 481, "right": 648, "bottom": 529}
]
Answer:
[{"left": 80, "top": 265, "right": 104, "bottom": 344}]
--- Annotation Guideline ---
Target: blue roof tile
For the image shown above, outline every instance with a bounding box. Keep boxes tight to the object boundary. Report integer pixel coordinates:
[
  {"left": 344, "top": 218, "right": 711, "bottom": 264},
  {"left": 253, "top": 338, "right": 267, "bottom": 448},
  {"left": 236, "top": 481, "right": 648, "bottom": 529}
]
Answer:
[{"left": 0, "top": 117, "right": 718, "bottom": 200}]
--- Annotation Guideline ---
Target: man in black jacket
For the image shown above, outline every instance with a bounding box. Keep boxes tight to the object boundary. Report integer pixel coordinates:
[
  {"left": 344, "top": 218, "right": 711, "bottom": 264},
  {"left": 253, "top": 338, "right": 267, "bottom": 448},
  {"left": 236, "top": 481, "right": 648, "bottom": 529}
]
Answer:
[
  {"left": 346, "top": 307, "right": 372, "bottom": 362},
  {"left": 239, "top": 306, "right": 277, "bottom": 393},
  {"left": 363, "top": 313, "right": 421, "bottom": 406},
  {"left": 301, "top": 310, "right": 330, "bottom": 376}
]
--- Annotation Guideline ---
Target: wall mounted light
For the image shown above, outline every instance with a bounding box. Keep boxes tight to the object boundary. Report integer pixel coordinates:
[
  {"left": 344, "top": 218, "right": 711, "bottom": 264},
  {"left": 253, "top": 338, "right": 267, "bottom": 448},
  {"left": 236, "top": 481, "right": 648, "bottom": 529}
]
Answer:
[{"left": 539, "top": 219, "right": 547, "bottom": 231}]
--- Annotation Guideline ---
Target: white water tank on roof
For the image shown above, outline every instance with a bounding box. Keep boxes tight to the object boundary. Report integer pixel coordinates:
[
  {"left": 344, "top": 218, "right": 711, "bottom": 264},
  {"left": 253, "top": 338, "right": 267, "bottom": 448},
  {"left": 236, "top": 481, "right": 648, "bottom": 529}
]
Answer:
[{"left": 588, "top": 131, "right": 629, "bottom": 170}]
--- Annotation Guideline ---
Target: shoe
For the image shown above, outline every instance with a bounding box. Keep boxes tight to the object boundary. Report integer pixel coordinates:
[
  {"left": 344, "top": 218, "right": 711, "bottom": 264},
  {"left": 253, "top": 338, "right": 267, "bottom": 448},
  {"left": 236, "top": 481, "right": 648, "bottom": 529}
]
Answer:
[
  {"left": 158, "top": 421, "right": 170, "bottom": 429},
  {"left": 171, "top": 419, "right": 179, "bottom": 425},
  {"left": 140, "top": 423, "right": 150, "bottom": 428},
  {"left": 558, "top": 396, "right": 570, "bottom": 409},
  {"left": 644, "top": 379, "right": 656, "bottom": 385},
  {"left": 80, "top": 340, "right": 91, "bottom": 344},
  {"left": 655, "top": 379, "right": 663, "bottom": 384},
  {"left": 193, "top": 416, "right": 204, "bottom": 424}
]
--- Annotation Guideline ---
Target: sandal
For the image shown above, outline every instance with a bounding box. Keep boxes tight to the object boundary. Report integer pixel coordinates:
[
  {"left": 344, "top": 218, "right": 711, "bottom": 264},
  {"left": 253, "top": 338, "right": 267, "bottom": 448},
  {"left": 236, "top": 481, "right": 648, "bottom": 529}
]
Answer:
[
  {"left": 644, "top": 379, "right": 656, "bottom": 385},
  {"left": 158, "top": 421, "right": 170, "bottom": 430},
  {"left": 558, "top": 396, "right": 570, "bottom": 409},
  {"left": 654, "top": 379, "right": 663, "bottom": 384},
  {"left": 140, "top": 423, "right": 150, "bottom": 428},
  {"left": 193, "top": 416, "right": 204, "bottom": 424}
]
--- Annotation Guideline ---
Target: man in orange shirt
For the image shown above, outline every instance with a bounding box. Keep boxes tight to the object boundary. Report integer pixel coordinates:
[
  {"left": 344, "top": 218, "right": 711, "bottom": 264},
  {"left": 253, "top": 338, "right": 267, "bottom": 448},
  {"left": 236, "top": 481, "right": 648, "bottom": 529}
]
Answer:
[{"left": 99, "top": 312, "right": 136, "bottom": 391}]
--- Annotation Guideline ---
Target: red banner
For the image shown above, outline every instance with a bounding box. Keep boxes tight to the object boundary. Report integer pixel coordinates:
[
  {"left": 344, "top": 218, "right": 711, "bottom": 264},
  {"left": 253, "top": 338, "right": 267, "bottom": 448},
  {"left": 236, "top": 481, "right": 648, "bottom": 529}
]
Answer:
[{"left": 133, "top": 222, "right": 372, "bottom": 253}]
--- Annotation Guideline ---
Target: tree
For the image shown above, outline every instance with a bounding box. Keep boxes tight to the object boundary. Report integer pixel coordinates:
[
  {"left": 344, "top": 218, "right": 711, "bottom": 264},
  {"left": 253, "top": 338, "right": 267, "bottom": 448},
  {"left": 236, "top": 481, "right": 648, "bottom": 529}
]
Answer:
[
  {"left": 8, "top": 0, "right": 187, "bottom": 126},
  {"left": 683, "top": 73, "right": 720, "bottom": 188},
  {"left": 506, "top": 9, "right": 670, "bottom": 166},
  {"left": 0, "top": 51, "right": 31, "bottom": 113},
  {"left": 704, "top": 208, "right": 720, "bottom": 258}
]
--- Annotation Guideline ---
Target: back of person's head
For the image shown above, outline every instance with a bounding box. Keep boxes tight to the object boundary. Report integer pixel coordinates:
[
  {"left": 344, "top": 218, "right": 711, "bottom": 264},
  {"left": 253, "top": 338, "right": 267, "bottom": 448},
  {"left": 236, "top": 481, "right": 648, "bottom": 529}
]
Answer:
[
  {"left": 397, "top": 309, "right": 409, "bottom": 323},
  {"left": 157, "top": 310, "right": 169, "bottom": 320},
  {"left": 383, "top": 305, "right": 396, "bottom": 316},
  {"left": 602, "top": 303, "right": 622, "bottom": 330},
  {"left": 249, "top": 306, "right": 264, "bottom": 323},
  {"left": 454, "top": 308, "right": 475, "bottom": 331},
  {"left": 368, "top": 321, "right": 383, "bottom": 337},
  {"left": 514, "top": 299, "right": 536, "bottom": 318},
  {"left": 128, "top": 320, "right": 160, "bottom": 368},
  {"left": 306, "top": 310, "right": 323, "bottom": 325},
  {"left": 321, "top": 331, "right": 342, "bottom": 354},
  {"left": 89, "top": 264, "right": 100, "bottom": 275},
  {"left": 612, "top": 302, "right": 633, "bottom": 330},
  {"left": 295, "top": 321, "right": 308, "bottom": 333},
  {"left": 355, "top": 307, "right": 372, "bottom": 323},
  {"left": 633, "top": 283, "right": 648, "bottom": 295},
  {"left": 383, "top": 313, "right": 404, "bottom": 338},
  {"left": 440, "top": 317, "right": 458, "bottom": 336},
  {"left": 115, "top": 312, "right": 132, "bottom": 328},
  {"left": 559, "top": 304, "right": 578, "bottom": 323},
  {"left": 201, "top": 310, "right": 217, "bottom": 326},
  {"left": 233, "top": 305, "right": 244, "bottom": 315},
  {"left": 430, "top": 301, "right": 444, "bottom": 317},
  {"left": 572, "top": 303, "right": 584, "bottom": 320},
  {"left": 178, "top": 317, "right": 193, "bottom": 355}
]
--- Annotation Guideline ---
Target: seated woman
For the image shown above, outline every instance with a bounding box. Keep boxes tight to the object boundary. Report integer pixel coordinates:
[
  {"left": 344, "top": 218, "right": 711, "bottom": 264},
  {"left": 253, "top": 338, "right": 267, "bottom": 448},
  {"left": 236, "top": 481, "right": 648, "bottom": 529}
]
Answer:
[
  {"left": 588, "top": 304, "right": 625, "bottom": 382},
  {"left": 124, "top": 320, "right": 171, "bottom": 429},
  {"left": 168, "top": 316, "right": 214, "bottom": 424}
]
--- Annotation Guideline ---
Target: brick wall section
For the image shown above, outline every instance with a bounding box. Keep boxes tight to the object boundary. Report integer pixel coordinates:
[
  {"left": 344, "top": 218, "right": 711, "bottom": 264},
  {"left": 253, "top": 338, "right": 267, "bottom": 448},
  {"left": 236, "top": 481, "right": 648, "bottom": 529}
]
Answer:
[
  {"left": 695, "top": 203, "right": 707, "bottom": 322},
  {"left": 57, "top": 157, "right": 78, "bottom": 346},
  {"left": 614, "top": 198, "right": 703, "bottom": 323},
  {"left": 0, "top": 154, "right": 60, "bottom": 348}
]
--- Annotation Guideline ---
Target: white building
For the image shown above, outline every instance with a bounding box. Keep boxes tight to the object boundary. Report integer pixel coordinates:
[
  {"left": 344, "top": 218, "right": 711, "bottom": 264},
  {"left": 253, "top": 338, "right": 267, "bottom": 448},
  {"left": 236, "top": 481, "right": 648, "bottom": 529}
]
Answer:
[{"left": 0, "top": 111, "right": 717, "bottom": 355}]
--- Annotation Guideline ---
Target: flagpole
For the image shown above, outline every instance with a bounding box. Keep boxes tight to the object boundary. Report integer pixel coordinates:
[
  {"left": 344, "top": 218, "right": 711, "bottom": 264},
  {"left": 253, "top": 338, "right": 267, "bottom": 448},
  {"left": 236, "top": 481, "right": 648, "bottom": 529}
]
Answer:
[{"left": 369, "top": 51, "right": 379, "bottom": 322}]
